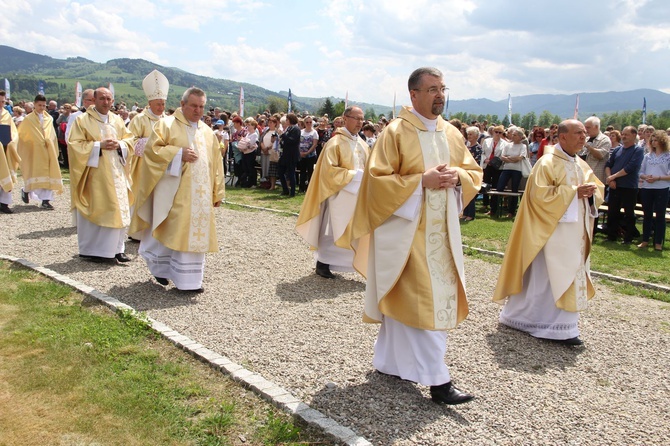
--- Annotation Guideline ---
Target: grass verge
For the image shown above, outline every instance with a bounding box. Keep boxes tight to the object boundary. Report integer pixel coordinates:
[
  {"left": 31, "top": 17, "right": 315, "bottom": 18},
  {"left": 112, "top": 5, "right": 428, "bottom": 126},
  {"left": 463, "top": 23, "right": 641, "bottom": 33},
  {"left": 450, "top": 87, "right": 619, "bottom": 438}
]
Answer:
[
  {"left": 221, "top": 190, "right": 669, "bottom": 288},
  {"left": 0, "top": 261, "right": 327, "bottom": 446}
]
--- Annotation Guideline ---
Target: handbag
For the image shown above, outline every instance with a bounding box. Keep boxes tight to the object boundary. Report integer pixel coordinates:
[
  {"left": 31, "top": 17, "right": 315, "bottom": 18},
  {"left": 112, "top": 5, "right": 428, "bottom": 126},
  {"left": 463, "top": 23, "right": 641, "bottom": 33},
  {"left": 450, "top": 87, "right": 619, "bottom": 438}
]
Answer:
[
  {"left": 489, "top": 156, "right": 503, "bottom": 170},
  {"left": 520, "top": 157, "right": 532, "bottom": 178}
]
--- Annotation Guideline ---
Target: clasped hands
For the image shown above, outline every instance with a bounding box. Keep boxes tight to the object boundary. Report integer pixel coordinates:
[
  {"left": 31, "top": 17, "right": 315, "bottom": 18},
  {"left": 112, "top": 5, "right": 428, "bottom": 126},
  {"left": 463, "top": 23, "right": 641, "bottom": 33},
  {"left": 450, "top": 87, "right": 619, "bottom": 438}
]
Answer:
[
  {"left": 577, "top": 182, "right": 597, "bottom": 199},
  {"left": 101, "top": 139, "right": 120, "bottom": 150},
  {"left": 423, "top": 163, "right": 460, "bottom": 189},
  {"left": 181, "top": 147, "right": 199, "bottom": 163}
]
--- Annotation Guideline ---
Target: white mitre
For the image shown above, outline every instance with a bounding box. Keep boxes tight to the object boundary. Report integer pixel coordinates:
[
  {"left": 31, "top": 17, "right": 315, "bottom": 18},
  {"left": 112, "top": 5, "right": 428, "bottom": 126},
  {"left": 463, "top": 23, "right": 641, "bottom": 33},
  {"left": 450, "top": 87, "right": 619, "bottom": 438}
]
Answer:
[{"left": 142, "top": 69, "right": 169, "bottom": 101}]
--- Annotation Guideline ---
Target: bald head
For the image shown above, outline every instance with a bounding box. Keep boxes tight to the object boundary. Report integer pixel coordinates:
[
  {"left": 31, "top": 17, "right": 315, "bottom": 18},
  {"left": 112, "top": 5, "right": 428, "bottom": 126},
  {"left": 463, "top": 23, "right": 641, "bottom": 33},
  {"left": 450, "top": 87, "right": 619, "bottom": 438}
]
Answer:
[
  {"left": 94, "top": 87, "right": 114, "bottom": 115},
  {"left": 557, "top": 119, "right": 587, "bottom": 156}
]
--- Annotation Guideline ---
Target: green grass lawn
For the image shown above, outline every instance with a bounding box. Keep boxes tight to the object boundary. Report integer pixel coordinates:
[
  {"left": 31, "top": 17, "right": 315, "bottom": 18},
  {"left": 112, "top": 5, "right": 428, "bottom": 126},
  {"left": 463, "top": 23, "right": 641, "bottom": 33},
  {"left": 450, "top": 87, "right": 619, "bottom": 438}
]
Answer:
[
  {"left": 222, "top": 187, "right": 669, "bottom": 287},
  {"left": 0, "top": 261, "right": 324, "bottom": 446}
]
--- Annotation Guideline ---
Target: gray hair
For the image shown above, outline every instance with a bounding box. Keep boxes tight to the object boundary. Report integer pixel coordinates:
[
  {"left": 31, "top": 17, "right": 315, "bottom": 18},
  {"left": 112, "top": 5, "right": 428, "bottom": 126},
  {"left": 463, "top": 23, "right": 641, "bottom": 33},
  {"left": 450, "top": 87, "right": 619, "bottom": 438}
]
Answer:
[
  {"left": 181, "top": 87, "right": 206, "bottom": 102},
  {"left": 584, "top": 116, "right": 601, "bottom": 129},
  {"left": 408, "top": 67, "right": 443, "bottom": 91},
  {"left": 466, "top": 126, "right": 480, "bottom": 137}
]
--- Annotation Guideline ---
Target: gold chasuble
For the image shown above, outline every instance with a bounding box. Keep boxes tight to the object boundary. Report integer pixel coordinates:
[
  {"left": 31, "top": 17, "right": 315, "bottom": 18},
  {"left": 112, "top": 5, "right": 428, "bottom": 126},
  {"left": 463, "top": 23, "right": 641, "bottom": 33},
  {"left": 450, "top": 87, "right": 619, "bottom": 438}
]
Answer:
[
  {"left": 128, "top": 110, "right": 162, "bottom": 193},
  {"left": 17, "top": 111, "right": 63, "bottom": 193},
  {"left": 0, "top": 108, "right": 20, "bottom": 193},
  {"left": 344, "top": 107, "right": 482, "bottom": 331},
  {"left": 493, "top": 146, "right": 605, "bottom": 311},
  {"left": 68, "top": 107, "right": 135, "bottom": 228},
  {"left": 129, "top": 108, "right": 225, "bottom": 253},
  {"left": 296, "top": 128, "right": 369, "bottom": 248}
]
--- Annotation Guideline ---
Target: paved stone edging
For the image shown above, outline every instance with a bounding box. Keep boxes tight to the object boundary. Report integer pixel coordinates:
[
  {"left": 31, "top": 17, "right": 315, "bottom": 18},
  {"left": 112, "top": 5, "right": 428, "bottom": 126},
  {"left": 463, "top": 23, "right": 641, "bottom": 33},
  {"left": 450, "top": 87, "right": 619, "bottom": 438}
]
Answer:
[
  {"left": 224, "top": 200, "right": 670, "bottom": 295},
  {"left": 1, "top": 254, "right": 372, "bottom": 446}
]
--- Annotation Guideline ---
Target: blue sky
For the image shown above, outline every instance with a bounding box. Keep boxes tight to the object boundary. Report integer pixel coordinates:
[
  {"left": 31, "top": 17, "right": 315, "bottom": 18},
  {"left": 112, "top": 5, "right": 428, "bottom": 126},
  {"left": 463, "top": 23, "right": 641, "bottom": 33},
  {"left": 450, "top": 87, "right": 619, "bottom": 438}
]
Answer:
[{"left": 2, "top": 0, "right": 670, "bottom": 108}]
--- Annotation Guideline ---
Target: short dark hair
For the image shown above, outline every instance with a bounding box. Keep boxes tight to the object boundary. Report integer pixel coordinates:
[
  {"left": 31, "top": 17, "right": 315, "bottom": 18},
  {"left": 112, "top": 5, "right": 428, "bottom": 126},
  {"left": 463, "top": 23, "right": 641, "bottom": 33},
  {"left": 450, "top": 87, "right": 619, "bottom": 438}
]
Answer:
[
  {"left": 34, "top": 94, "right": 47, "bottom": 103},
  {"left": 408, "top": 67, "right": 443, "bottom": 91},
  {"left": 286, "top": 113, "right": 298, "bottom": 125}
]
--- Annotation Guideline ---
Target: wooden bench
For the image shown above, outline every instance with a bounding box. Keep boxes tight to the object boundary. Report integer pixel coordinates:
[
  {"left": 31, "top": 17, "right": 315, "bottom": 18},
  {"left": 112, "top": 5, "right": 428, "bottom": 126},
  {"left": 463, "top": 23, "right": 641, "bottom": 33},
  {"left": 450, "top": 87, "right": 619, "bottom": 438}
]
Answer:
[{"left": 483, "top": 190, "right": 524, "bottom": 218}]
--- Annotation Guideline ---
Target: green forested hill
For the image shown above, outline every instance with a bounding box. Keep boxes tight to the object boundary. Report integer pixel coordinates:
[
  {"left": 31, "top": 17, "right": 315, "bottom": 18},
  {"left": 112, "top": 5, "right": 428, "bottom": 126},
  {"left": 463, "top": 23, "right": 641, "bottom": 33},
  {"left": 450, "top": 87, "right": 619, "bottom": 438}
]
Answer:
[{"left": 0, "top": 45, "right": 391, "bottom": 117}]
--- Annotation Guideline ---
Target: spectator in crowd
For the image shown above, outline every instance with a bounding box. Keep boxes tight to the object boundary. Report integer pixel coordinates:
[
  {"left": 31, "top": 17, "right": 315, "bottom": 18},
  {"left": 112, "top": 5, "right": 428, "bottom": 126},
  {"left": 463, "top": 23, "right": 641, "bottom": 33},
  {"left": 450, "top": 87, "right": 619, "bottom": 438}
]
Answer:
[
  {"left": 213, "top": 119, "right": 229, "bottom": 170},
  {"left": 17, "top": 94, "right": 63, "bottom": 210},
  {"left": 12, "top": 106, "right": 25, "bottom": 127},
  {"left": 67, "top": 87, "right": 134, "bottom": 263},
  {"left": 298, "top": 115, "right": 318, "bottom": 193},
  {"left": 493, "top": 119, "right": 604, "bottom": 346},
  {"left": 130, "top": 87, "right": 225, "bottom": 292},
  {"left": 333, "top": 116, "right": 344, "bottom": 130},
  {"left": 641, "top": 126, "right": 655, "bottom": 153},
  {"left": 581, "top": 116, "right": 611, "bottom": 184},
  {"left": 47, "top": 100, "right": 59, "bottom": 131},
  {"left": 239, "top": 119, "right": 259, "bottom": 188},
  {"left": 362, "top": 123, "right": 376, "bottom": 148},
  {"left": 481, "top": 124, "right": 507, "bottom": 213},
  {"left": 229, "top": 116, "right": 246, "bottom": 185},
  {"left": 0, "top": 90, "right": 20, "bottom": 214},
  {"left": 529, "top": 128, "right": 545, "bottom": 165},
  {"left": 537, "top": 123, "right": 558, "bottom": 158},
  {"left": 608, "top": 130, "right": 622, "bottom": 154},
  {"left": 342, "top": 67, "right": 482, "bottom": 406},
  {"left": 494, "top": 127, "right": 528, "bottom": 218},
  {"left": 637, "top": 130, "right": 670, "bottom": 251},
  {"left": 296, "top": 105, "right": 369, "bottom": 279},
  {"left": 278, "top": 113, "right": 301, "bottom": 197},
  {"left": 463, "top": 125, "right": 482, "bottom": 221},
  {"left": 605, "top": 126, "right": 644, "bottom": 244},
  {"left": 315, "top": 116, "right": 332, "bottom": 158},
  {"left": 260, "top": 115, "right": 281, "bottom": 189}
]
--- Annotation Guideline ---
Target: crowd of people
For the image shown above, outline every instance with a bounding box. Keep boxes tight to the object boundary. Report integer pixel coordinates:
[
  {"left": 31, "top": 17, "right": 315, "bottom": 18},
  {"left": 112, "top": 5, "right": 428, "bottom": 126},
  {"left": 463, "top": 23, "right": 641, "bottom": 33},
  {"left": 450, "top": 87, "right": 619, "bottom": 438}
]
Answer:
[{"left": 0, "top": 65, "right": 667, "bottom": 408}]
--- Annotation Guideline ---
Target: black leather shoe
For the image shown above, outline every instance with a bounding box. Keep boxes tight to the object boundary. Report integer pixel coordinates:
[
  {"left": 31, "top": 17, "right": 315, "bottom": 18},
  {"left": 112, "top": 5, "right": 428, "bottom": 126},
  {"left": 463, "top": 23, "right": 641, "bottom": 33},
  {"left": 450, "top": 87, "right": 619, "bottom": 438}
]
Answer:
[
  {"left": 178, "top": 287, "right": 204, "bottom": 294},
  {"left": 154, "top": 276, "right": 169, "bottom": 286},
  {"left": 79, "top": 254, "right": 112, "bottom": 263},
  {"left": 0, "top": 204, "right": 13, "bottom": 214},
  {"left": 430, "top": 382, "right": 474, "bottom": 405},
  {"left": 21, "top": 189, "right": 29, "bottom": 204},
  {"left": 41, "top": 200, "right": 54, "bottom": 210},
  {"left": 115, "top": 253, "right": 131, "bottom": 262},
  {"left": 315, "top": 261, "right": 335, "bottom": 279},
  {"left": 558, "top": 337, "right": 583, "bottom": 346}
]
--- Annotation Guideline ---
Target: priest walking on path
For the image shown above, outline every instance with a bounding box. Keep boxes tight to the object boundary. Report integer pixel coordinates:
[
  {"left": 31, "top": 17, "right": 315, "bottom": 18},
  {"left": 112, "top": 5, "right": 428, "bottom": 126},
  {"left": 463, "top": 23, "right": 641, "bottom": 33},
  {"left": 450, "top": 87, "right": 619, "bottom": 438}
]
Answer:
[
  {"left": 0, "top": 90, "right": 20, "bottom": 214},
  {"left": 343, "top": 67, "right": 482, "bottom": 405},
  {"left": 129, "top": 87, "right": 225, "bottom": 293},
  {"left": 18, "top": 94, "right": 63, "bottom": 210},
  {"left": 493, "top": 119, "right": 604, "bottom": 346},
  {"left": 128, "top": 70, "right": 169, "bottom": 194},
  {"left": 295, "top": 106, "right": 370, "bottom": 279},
  {"left": 68, "top": 87, "right": 135, "bottom": 263}
]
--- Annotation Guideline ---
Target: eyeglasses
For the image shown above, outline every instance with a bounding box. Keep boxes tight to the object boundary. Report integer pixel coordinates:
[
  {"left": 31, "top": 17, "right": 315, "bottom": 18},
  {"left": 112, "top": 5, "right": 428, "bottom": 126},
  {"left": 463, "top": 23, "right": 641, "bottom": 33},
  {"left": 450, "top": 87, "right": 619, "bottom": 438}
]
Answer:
[
  {"left": 412, "top": 86, "right": 448, "bottom": 95},
  {"left": 344, "top": 115, "right": 364, "bottom": 122},
  {"left": 494, "top": 131, "right": 503, "bottom": 134}
]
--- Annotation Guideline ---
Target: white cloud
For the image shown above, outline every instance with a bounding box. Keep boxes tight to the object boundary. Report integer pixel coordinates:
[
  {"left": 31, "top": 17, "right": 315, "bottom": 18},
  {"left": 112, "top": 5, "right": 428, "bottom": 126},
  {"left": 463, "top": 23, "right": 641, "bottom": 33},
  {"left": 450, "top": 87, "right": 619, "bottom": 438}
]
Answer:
[{"left": 3, "top": 0, "right": 670, "bottom": 107}]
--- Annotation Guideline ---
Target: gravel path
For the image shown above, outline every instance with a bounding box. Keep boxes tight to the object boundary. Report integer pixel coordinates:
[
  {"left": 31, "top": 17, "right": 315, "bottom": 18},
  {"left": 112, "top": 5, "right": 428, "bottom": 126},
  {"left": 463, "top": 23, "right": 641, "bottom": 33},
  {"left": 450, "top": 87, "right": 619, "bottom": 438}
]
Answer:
[{"left": 2, "top": 187, "right": 669, "bottom": 445}]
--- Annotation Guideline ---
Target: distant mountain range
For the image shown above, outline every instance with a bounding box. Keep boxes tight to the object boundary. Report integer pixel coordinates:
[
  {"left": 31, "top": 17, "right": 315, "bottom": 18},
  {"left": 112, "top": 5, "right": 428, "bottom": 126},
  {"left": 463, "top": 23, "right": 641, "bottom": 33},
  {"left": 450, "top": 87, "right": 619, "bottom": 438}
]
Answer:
[
  {"left": 1, "top": 45, "right": 668, "bottom": 118},
  {"left": 451, "top": 89, "right": 669, "bottom": 118}
]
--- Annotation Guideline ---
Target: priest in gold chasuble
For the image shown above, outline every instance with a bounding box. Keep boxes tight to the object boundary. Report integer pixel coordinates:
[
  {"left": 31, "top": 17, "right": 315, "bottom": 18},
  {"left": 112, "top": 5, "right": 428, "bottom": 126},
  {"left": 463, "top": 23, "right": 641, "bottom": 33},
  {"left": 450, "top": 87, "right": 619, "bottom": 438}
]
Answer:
[
  {"left": 17, "top": 94, "right": 63, "bottom": 210},
  {"left": 295, "top": 105, "right": 370, "bottom": 279},
  {"left": 343, "top": 68, "right": 482, "bottom": 405},
  {"left": 493, "top": 120, "right": 604, "bottom": 346},
  {"left": 68, "top": 87, "right": 135, "bottom": 262},
  {"left": 130, "top": 87, "right": 225, "bottom": 292},
  {"left": 0, "top": 90, "right": 20, "bottom": 214}
]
